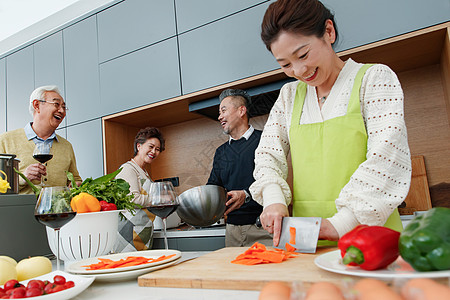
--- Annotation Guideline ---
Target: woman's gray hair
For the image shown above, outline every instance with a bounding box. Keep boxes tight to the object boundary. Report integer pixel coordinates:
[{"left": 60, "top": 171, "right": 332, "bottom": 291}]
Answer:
[{"left": 29, "top": 85, "right": 62, "bottom": 116}]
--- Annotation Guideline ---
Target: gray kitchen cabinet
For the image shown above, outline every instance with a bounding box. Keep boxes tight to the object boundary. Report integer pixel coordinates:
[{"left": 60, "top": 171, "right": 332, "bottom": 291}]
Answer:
[
  {"left": 178, "top": 2, "right": 277, "bottom": 95},
  {"left": 97, "top": 0, "right": 177, "bottom": 63},
  {"left": 66, "top": 119, "right": 103, "bottom": 180},
  {"left": 34, "top": 32, "right": 65, "bottom": 97},
  {"left": 0, "top": 194, "right": 52, "bottom": 261},
  {"left": 99, "top": 37, "right": 181, "bottom": 116},
  {"left": 56, "top": 127, "right": 67, "bottom": 139},
  {"left": 0, "top": 59, "right": 5, "bottom": 134},
  {"left": 63, "top": 16, "right": 101, "bottom": 126},
  {"left": 323, "top": 0, "right": 450, "bottom": 52},
  {"left": 34, "top": 31, "right": 67, "bottom": 129},
  {"left": 6, "top": 46, "right": 34, "bottom": 131},
  {"left": 175, "top": 0, "right": 268, "bottom": 34}
]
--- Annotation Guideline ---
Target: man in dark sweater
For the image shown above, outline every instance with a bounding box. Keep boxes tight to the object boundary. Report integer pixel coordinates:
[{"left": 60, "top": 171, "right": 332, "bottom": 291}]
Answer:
[{"left": 207, "top": 89, "right": 272, "bottom": 246}]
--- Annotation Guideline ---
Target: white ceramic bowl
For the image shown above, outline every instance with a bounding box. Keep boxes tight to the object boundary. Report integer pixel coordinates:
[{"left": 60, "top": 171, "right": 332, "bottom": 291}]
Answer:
[{"left": 46, "top": 210, "right": 121, "bottom": 262}]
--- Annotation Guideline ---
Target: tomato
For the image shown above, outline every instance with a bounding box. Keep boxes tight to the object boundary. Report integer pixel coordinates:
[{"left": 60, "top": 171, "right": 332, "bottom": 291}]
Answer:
[
  {"left": 50, "top": 284, "right": 66, "bottom": 293},
  {"left": 25, "top": 287, "right": 44, "bottom": 298},
  {"left": 64, "top": 281, "right": 75, "bottom": 289},
  {"left": 3, "top": 274, "right": 74, "bottom": 297},
  {"left": 44, "top": 282, "right": 55, "bottom": 294},
  {"left": 53, "top": 275, "right": 66, "bottom": 285},
  {"left": 3, "top": 280, "right": 20, "bottom": 291},
  {"left": 8, "top": 287, "right": 26, "bottom": 299},
  {"left": 99, "top": 200, "right": 117, "bottom": 211},
  {"left": 27, "top": 279, "right": 45, "bottom": 290}
]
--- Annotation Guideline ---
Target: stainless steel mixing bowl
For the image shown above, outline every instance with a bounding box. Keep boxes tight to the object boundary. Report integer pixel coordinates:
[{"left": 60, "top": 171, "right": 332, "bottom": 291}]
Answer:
[{"left": 177, "top": 185, "right": 227, "bottom": 227}]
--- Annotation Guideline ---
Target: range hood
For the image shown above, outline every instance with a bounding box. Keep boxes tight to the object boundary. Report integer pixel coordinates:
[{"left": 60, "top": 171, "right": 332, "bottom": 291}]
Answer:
[{"left": 189, "top": 78, "right": 295, "bottom": 120}]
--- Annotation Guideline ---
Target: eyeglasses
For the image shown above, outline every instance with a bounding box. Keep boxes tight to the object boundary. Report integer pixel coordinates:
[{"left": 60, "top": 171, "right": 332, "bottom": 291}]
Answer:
[{"left": 38, "top": 100, "right": 68, "bottom": 111}]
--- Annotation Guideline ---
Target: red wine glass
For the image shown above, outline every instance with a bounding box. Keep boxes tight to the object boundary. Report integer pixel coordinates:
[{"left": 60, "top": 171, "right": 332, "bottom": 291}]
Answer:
[
  {"left": 34, "top": 186, "right": 76, "bottom": 270},
  {"left": 146, "top": 182, "right": 179, "bottom": 250},
  {"left": 32, "top": 143, "right": 53, "bottom": 186}
]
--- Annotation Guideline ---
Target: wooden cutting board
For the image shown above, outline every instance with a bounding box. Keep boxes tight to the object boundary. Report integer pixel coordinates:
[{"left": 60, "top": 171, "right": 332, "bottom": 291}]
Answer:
[
  {"left": 400, "top": 155, "right": 432, "bottom": 215},
  {"left": 138, "top": 247, "right": 342, "bottom": 290}
]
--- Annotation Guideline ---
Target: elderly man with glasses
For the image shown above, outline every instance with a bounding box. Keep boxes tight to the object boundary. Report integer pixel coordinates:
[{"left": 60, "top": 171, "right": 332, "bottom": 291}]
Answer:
[{"left": 0, "top": 85, "right": 82, "bottom": 193}]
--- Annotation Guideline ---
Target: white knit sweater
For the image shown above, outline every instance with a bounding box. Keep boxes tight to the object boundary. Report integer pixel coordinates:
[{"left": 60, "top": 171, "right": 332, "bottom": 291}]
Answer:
[{"left": 249, "top": 59, "right": 412, "bottom": 237}]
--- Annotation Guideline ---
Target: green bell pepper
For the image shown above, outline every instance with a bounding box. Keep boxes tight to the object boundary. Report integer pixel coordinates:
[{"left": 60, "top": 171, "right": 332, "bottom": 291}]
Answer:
[{"left": 399, "top": 207, "right": 450, "bottom": 271}]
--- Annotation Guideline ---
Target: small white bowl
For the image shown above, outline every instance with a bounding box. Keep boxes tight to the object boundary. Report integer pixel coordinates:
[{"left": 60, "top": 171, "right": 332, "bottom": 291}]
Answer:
[{"left": 46, "top": 210, "right": 121, "bottom": 262}]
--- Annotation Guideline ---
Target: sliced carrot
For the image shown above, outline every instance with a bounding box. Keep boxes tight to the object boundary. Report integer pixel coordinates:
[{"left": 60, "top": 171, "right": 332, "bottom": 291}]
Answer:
[
  {"left": 82, "top": 254, "right": 176, "bottom": 270},
  {"left": 289, "top": 227, "right": 296, "bottom": 245},
  {"left": 285, "top": 243, "right": 296, "bottom": 253},
  {"left": 231, "top": 242, "right": 299, "bottom": 265},
  {"left": 254, "top": 251, "right": 285, "bottom": 263}
]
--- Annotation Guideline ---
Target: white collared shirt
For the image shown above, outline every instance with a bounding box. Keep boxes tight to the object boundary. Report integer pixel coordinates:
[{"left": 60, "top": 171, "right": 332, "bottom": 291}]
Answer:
[{"left": 228, "top": 125, "right": 254, "bottom": 144}]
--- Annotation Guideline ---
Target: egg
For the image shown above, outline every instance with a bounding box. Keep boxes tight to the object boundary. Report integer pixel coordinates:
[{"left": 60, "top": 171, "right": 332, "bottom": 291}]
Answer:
[
  {"left": 306, "top": 282, "right": 345, "bottom": 300},
  {"left": 259, "top": 281, "right": 291, "bottom": 300}
]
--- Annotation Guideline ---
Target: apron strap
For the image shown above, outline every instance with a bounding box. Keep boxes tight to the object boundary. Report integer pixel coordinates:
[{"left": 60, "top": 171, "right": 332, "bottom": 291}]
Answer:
[
  {"left": 290, "top": 82, "right": 307, "bottom": 127},
  {"left": 290, "top": 64, "right": 373, "bottom": 127},
  {"left": 347, "top": 64, "right": 373, "bottom": 114}
]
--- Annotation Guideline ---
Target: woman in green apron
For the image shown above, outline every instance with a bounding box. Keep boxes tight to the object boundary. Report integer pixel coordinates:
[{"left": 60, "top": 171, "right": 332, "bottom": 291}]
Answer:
[{"left": 249, "top": 0, "right": 411, "bottom": 246}]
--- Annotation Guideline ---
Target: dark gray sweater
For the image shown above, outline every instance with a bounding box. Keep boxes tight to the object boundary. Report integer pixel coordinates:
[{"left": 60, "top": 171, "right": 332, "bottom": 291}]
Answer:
[{"left": 207, "top": 130, "right": 263, "bottom": 225}]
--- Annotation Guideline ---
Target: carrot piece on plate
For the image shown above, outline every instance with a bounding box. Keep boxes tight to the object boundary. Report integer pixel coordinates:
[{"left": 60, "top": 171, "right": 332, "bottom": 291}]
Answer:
[{"left": 82, "top": 254, "right": 176, "bottom": 270}]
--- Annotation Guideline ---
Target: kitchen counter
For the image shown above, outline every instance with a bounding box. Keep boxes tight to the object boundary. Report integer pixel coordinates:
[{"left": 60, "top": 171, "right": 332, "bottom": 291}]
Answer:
[
  {"left": 153, "top": 224, "right": 225, "bottom": 239},
  {"left": 70, "top": 251, "right": 259, "bottom": 300},
  {"left": 34, "top": 247, "right": 450, "bottom": 299},
  {"left": 152, "top": 224, "right": 225, "bottom": 251},
  {"left": 73, "top": 280, "right": 259, "bottom": 300}
]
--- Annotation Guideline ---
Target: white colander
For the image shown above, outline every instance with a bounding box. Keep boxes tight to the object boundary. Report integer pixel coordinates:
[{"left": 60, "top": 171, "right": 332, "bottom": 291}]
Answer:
[{"left": 46, "top": 210, "right": 121, "bottom": 262}]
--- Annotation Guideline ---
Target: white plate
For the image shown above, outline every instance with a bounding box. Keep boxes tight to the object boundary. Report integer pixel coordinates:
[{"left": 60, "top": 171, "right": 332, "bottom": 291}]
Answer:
[
  {"left": 67, "top": 249, "right": 181, "bottom": 274},
  {"left": 19, "top": 270, "right": 94, "bottom": 300},
  {"left": 73, "top": 257, "right": 181, "bottom": 282},
  {"left": 315, "top": 250, "right": 450, "bottom": 279}
]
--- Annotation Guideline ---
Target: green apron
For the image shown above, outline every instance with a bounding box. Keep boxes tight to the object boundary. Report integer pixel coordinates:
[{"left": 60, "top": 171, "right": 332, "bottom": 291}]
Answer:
[{"left": 288, "top": 64, "right": 402, "bottom": 244}]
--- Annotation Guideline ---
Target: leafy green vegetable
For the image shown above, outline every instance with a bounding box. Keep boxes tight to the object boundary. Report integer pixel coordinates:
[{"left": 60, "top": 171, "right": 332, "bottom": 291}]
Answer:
[
  {"left": 50, "top": 190, "right": 72, "bottom": 214},
  {"left": 67, "top": 168, "right": 138, "bottom": 215},
  {"left": 66, "top": 171, "right": 77, "bottom": 190},
  {"left": 14, "top": 167, "right": 41, "bottom": 196},
  {"left": 89, "top": 168, "right": 121, "bottom": 186}
]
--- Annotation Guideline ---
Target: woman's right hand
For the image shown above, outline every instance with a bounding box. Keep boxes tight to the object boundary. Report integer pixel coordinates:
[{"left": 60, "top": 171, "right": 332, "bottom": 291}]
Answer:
[{"left": 260, "top": 203, "right": 289, "bottom": 247}]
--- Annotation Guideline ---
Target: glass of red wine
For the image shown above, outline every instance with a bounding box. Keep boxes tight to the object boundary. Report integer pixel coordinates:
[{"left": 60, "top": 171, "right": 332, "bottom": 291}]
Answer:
[
  {"left": 146, "top": 182, "right": 179, "bottom": 250},
  {"left": 34, "top": 186, "right": 76, "bottom": 270},
  {"left": 32, "top": 143, "right": 53, "bottom": 187}
]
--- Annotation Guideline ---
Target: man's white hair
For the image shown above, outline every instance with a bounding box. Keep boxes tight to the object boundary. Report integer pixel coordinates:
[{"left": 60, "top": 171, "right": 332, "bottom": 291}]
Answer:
[{"left": 29, "top": 85, "right": 62, "bottom": 116}]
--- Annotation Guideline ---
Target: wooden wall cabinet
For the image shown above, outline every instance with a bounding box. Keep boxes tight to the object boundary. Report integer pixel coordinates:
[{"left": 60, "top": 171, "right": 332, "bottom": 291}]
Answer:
[{"left": 103, "top": 22, "right": 450, "bottom": 205}]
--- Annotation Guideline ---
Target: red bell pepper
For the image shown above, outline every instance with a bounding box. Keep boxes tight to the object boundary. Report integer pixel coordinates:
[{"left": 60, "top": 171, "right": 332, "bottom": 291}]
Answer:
[
  {"left": 99, "top": 200, "right": 117, "bottom": 211},
  {"left": 338, "top": 224, "right": 400, "bottom": 270}
]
